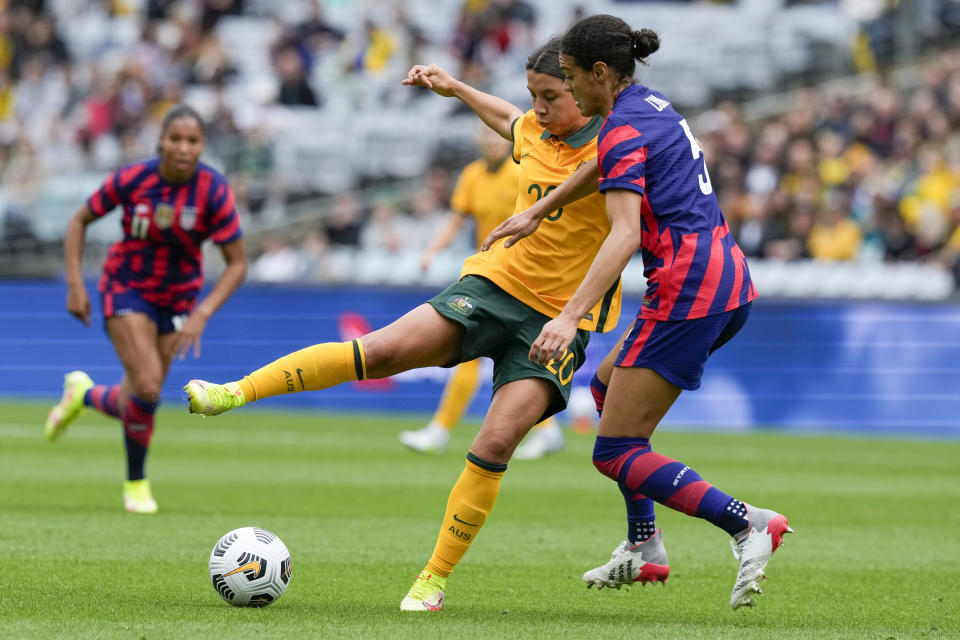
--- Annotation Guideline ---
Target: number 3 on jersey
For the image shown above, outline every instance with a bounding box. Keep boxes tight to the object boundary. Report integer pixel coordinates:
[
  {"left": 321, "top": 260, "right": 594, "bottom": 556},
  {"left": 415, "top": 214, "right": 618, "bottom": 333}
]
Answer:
[{"left": 678, "top": 119, "right": 713, "bottom": 195}]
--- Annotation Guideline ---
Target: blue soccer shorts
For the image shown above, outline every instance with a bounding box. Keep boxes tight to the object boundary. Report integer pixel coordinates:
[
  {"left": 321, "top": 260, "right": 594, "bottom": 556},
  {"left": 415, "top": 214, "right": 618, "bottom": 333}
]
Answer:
[
  {"left": 614, "top": 303, "right": 752, "bottom": 390},
  {"left": 101, "top": 288, "right": 189, "bottom": 335}
]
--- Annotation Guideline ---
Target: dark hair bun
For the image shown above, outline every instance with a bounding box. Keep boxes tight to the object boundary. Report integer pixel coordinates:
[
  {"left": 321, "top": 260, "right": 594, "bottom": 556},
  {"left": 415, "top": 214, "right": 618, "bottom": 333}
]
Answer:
[{"left": 632, "top": 29, "right": 660, "bottom": 60}]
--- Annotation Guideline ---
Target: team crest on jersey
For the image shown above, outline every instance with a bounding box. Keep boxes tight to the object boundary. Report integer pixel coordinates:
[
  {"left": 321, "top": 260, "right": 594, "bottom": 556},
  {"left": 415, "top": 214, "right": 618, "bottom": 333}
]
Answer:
[
  {"left": 154, "top": 204, "right": 175, "bottom": 229},
  {"left": 448, "top": 296, "right": 476, "bottom": 316},
  {"left": 179, "top": 206, "right": 197, "bottom": 231},
  {"left": 644, "top": 95, "right": 671, "bottom": 112}
]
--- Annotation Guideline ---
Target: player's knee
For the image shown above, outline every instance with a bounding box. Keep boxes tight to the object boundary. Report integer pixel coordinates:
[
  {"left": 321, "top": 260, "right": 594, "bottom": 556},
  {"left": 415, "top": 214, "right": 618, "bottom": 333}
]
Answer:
[
  {"left": 592, "top": 453, "right": 624, "bottom": 481},
  {"left": 471, "top": 430, "right": 521, "bottom": 463},
  {"left": 129, "top": 373, "right": 163, "bottom": 403}
]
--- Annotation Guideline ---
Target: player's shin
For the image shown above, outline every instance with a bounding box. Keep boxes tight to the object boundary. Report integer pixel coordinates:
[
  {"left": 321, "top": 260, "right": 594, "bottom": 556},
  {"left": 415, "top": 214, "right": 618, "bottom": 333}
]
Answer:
[
  {"left": 593, "top": 436, "right": 748, "bottom": 536},
  {"left": 236, "top": 339, "right": 367, "bottom": 402},
  {"left": 423, "top": 452, "right": 505, "bottom": 578},
  {"left": 122, "top": 395, "right": 157, "bottom": 481},
  {"left": 85, "top": 384, "right": 122, "bottom": 418}
]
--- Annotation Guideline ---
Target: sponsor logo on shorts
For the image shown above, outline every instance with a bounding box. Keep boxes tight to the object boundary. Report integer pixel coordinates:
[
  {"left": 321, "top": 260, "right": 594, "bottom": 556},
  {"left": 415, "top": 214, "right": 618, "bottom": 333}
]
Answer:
[{"left": 448, "top": 296, "right": 475, "bottom": 316}]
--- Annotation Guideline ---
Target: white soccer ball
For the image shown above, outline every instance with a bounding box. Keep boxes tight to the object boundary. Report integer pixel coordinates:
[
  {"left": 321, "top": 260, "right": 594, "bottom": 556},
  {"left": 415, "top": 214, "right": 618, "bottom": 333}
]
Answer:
[{"left": 208, "top": 527, "right": 292, "bottom": 607}]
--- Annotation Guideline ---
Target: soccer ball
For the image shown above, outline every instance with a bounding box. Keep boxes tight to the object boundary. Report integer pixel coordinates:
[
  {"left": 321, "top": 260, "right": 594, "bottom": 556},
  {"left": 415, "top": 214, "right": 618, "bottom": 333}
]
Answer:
[{"left": 208, "top": 527, "right": 292, "bottom": 607}]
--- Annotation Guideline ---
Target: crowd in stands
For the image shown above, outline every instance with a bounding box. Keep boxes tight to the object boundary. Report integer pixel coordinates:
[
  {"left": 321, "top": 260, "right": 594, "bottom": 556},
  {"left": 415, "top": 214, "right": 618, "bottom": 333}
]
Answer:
[
  {"left": 1, "top": 0, "right": 959, "bottom": 288},
  {"left": 702, "top": 49, "right": 960, "bottom": 281}
]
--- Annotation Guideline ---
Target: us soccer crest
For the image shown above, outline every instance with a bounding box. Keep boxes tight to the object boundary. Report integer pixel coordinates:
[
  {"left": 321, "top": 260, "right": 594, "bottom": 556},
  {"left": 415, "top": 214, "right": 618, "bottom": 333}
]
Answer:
[
  {"left": 155, "top": 203, "right": 175, "bottom": 229},
  {"left": 179, "top": 205, "right": 197, "bottom": 230}
]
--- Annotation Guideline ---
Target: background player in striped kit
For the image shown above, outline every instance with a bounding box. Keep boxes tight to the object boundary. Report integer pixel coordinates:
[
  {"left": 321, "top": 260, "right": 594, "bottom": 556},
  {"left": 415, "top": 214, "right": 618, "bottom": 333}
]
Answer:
[
  {"left": 398, "top": 123, "right": 565, "bottom": 459},
  {"left": 485, "top": 15, "right": 791, "bottom": 610},
  {"left": 44, "top": 104, "right": 246, "bottom": 513}
]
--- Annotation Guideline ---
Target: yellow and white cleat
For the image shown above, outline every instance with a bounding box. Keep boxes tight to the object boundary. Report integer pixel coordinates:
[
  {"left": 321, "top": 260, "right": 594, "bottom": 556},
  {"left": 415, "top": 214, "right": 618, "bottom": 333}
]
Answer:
[
  {"left": 44, "top": 370, "right": 94, "bottom": 442},
  {"left": 400, "top": 571, "right": 446, "bottom": 612},
  {"left": 184, "top": 380, "right": 246, "bottom": 416},
  {"left": 123, "top": 479, "right": 158, "bottom": 514}
]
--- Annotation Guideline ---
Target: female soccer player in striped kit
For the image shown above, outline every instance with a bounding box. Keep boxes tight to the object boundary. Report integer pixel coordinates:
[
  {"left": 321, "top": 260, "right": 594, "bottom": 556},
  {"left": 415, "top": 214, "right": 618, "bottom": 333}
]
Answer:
[
  {"left": 45, "top": 104, "right": 247, "bottom": 513},
  {"left": 184, "top": 37, "right": 621, "bottom": 611},
  {"left": 485, "top": 15, "right": 792, "bottom": 610}
]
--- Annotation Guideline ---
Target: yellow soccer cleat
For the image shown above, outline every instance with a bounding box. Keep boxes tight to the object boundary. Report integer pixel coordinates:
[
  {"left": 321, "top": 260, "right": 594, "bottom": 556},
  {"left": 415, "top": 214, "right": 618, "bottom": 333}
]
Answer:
[
  {"left": 184, "top": 380, "right": 246, "bottom": 416},
  {"left": 123, "top": 479, "right": 158, "bottom": 514},
  {"left": 400, "top": 571, "right": 447, "bottom": 612},
  {"left": 44, "top": 370, "right": 94, "bottom": 442}
]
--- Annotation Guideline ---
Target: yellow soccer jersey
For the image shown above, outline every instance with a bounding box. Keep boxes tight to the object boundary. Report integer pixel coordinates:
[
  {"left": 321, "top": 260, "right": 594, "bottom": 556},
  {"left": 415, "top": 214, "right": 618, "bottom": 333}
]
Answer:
[
  {"left": 460, "top": 110, "right": 621, "bottom": 333},
  {"left": 450, "top": 156, "right": 520, "bottom": 249}
]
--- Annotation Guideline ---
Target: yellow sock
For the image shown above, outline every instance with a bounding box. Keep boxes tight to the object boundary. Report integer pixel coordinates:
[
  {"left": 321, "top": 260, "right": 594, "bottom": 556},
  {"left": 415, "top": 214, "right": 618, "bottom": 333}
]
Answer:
[
  {"left": 432, "top": 359, "right": 481, "bottom": 430},
  {"left": 532, "top": 417, "right": 556, "bottom": 431},
  {"left": 236, "top": 339, "right": 366, "bottom": 402},
  {"left": 425, "top": 452, "right": 506, "bottom": 578}
]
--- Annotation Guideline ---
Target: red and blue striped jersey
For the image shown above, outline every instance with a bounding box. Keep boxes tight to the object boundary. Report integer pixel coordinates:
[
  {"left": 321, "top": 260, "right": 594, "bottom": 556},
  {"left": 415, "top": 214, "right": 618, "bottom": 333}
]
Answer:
[
  {"left": 87, "top": 158, "right": 242, "bottom": 313},
  {"left": 597, "top": 84, "right": 756, "bottom": 321}
]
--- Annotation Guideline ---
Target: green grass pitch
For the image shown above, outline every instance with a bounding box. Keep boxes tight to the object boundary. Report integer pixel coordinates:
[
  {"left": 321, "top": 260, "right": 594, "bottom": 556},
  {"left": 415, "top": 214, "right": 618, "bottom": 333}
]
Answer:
[{"left": 1, "top": 400, "right": 957, "bottom": 639}]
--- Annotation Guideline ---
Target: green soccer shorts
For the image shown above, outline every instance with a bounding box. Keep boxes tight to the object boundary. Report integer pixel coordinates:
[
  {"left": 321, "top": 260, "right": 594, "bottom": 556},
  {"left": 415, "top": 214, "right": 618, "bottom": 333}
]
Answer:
[{"left": 427, "top": 275, "right": 590, "bottom": 420}]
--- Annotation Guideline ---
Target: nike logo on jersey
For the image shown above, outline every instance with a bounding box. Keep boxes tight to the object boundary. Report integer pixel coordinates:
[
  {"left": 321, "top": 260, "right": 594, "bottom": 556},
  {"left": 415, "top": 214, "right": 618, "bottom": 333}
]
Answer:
[{"left": 453, "top": 513, "right": 479, "bottom": 526}]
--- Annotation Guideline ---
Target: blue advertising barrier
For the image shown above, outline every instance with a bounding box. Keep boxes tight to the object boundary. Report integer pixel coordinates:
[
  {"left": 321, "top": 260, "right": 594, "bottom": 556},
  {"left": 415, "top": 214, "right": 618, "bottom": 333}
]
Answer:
[{"left": 1, "top": 280, "right": 958, "bottom": 438}]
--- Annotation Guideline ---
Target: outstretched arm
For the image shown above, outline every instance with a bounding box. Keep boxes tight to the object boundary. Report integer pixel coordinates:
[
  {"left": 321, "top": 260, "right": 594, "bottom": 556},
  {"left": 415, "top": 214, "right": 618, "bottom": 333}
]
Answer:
[
  {"left": 402, "top": 64, "right": 523, "bottom": 141},
  {"left": 481, "top": 158, "right": 600, "bottom": 250},
  {"left": 529, "top": 189, "right": 642, "bottom": 365}
]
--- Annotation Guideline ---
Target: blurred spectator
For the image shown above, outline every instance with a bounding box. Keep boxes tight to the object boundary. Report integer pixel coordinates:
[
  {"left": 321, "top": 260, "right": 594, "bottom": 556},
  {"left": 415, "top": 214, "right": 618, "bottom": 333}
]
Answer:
[
  {"left": 324, "top": 193, "right": 365, "bottom": 246},
  {"left": 807, "top": 192, "right": 863, "bottom": 261},
  {"left": 273, "top": 43, "right": 319, "bottom": 106},
  {"left": 360, "top": 199, "right": 405, "bottom": 254},
  {"left": 299, "top": 228, "right": 340, "bottom": 281},
  {"left": 250, "top": 234, "right": 304, "bottom": 282},
  {"left": 405, "top": 188, "right": 447, "bottom": 250},
  {"left": 231, "top": 124, "right": 275, "bottom": 216}
]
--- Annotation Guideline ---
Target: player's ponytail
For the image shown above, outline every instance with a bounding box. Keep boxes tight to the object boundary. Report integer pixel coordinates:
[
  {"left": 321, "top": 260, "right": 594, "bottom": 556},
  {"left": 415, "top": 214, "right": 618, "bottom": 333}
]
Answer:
[
  {"left": 632, "top": 29, "right": 660, "bottom": 62},
  {"left": 562, "top": 14, "right": 659, "bottom": 80}
]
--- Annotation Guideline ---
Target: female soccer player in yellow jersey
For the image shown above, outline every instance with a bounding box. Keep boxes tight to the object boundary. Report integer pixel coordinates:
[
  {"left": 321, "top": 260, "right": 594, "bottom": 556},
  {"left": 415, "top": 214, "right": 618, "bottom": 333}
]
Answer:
[
  {"left": 398, "top": 124, "right": 565, "bottom": 459},
  {"left": 184, "top": 37, "right": 620, "bottom": 612}
]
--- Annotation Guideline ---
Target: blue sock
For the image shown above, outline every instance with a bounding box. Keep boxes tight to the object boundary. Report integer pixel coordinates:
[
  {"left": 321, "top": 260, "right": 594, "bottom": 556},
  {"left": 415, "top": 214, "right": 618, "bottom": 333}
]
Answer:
[{"left": 594, "top": 436, "right": 657, "bottom": 543}]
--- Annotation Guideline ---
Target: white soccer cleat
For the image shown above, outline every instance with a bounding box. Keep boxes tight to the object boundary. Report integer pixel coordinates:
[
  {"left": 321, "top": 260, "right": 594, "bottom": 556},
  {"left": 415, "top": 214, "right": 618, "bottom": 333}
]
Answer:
[
  {"left": 583, "top": 529, "right": 670, "bottom": 589},
  {"left": 398, "top": 422, "right": 451, "bottom": 455},
  {"left": 729, "top": 504, "right": 793, "bottom": 610},
  {"left": 400, "top": 571, "right": 446, "bottom": 612},
  {"left": 513, "top": 420, "right": 565, "bottom": 460},
  {"left": 44, "top": 370, "right": 94, "bottom": 442}
]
